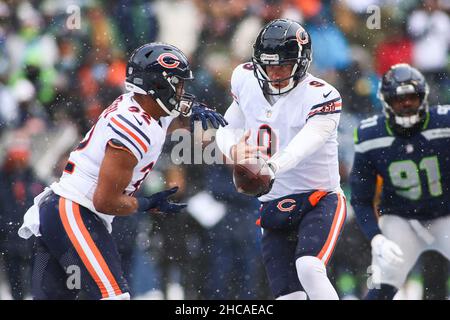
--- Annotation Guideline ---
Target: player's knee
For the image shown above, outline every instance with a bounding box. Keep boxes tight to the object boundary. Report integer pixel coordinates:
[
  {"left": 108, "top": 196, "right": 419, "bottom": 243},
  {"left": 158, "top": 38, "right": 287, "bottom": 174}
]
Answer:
[
  {"left": 276, "top": 291, "right": 307, "bottom": 300},
  {"left": 295, "top": 256, "right": 327, "bottom": 282},
  {"left": 101, "top": 292, "right": 131, "bottom": 300}
]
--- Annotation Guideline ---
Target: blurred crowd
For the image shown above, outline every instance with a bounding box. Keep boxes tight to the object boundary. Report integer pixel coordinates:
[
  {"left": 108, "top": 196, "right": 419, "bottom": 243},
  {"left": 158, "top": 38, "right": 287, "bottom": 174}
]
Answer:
[{"left": 0, "top": 0, "right": 449, "bottom": 299}]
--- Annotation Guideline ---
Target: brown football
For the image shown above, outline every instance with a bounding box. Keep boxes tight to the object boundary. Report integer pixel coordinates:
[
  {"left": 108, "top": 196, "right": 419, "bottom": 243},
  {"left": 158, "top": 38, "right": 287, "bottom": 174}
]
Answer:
[{"left": 233, "top": 157, "right": 272, "bottom": 197}]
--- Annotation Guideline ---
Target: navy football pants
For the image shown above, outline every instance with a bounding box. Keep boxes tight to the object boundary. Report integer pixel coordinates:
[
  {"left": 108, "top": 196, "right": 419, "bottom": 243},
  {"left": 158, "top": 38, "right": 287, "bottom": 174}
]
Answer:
[
  {"left": 261, "top": 192, "right": 347, "bottom": 298},
  {"left": 32, "top": 192, "right": 129, "bottom": 299}
]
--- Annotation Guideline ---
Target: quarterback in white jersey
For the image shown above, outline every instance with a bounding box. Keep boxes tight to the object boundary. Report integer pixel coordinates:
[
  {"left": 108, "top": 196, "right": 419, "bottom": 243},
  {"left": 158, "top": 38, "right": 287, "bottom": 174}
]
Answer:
[
  {"left": 221, "top": 63, "right": 342, "bottom": 202},
  {"left": 216, "top": 19, "right": 346, "bottom": 300},
  {"left": 18, "top": 43, "right": 227, "bottom": 300}
]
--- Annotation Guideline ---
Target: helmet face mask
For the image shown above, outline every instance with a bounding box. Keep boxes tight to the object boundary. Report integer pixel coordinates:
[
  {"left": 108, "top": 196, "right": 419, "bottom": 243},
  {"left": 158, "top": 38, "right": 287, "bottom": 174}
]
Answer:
[
  {"left": 125, "top": 43, "right": 196, "bottom": 117},
  {"left": 253, "top": 59, "right": 301, "bottom": 94},
  {"left": 386, "top": 93, "right": 422, "bottom": 128},
  {"left": 172, "top": 77, "right": 196, "bottom": 116},
  {"left": 379, "top": 63, "right": 429, "bottom": 135},
  {"left": 252, "top": 19, "right": 312, "bottom": 95}
]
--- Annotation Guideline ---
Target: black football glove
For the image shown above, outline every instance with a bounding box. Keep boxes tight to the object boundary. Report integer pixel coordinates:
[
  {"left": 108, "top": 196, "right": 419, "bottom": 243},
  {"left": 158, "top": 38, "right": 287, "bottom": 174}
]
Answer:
[
  {"left": 190, "top": 102, "right": 228, "bottom": 132},
  {"left": 136, "top": 187, "right": 187, "bottom": 214}
]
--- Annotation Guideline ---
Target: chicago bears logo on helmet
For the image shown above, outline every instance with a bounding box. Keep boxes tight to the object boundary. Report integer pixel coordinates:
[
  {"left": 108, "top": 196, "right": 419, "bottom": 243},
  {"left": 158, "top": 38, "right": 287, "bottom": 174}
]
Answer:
[
  {"left": 157, "top": 53, "right": 180, "bottom": 69},
  {"left": 296, "top": 27, "right": 309, "bottom": 45}
]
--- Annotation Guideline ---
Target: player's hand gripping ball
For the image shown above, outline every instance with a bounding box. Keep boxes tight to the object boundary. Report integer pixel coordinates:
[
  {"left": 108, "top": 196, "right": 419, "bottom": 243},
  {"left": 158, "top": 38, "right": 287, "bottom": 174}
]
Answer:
[{"left": 233, "top": 156, "right": 275, "bottom": 197}]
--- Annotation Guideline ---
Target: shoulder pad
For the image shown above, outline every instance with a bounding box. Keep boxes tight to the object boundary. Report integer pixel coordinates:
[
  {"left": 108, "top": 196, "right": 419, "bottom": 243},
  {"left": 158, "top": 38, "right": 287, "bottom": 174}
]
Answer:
[
  {"left": 100, "top": 94, "right": 145, "bottom": 120},
  {"left": 231, "top": 63, "right": 254, "bottom": 85},
  {"left": 354, "top": 114, "right": 390, "bottom": 144},
  {"left": 230, "top": 63, "right": 254, "bottom": 104},
  {"left": 435, "top": 104, "right": 450, "bottom": 116},
  {"left": 304, "top": 76, "right": 341, "bottom": 103},
  {"left": 422, "top": 105, "right": 450, "bottom": 133},
  {"left": 304, "top": 77, "right": 342, "bottom": 119}
]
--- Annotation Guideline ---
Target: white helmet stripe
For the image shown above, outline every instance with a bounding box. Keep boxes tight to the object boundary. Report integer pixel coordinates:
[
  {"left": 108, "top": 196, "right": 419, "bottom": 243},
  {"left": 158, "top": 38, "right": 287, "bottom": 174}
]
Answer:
[
  {"left": 124, "top": 82, "right": 147, "bottom": 95},
  {"left": 155, "top": 97, "right": 180, "bottom": 117}
]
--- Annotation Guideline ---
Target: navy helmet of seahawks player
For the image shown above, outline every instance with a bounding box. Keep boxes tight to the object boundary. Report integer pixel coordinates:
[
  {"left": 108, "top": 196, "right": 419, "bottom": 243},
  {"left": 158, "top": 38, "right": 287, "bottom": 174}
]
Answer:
[
  {"left": 378, "top": 63, "right": 429, "bottom": 136},
  {"left": 350, "top": 64, "right": 450, "bottom": 300},
  {"left": 252, "top": 19, "right": 313, "bottom": 95}
]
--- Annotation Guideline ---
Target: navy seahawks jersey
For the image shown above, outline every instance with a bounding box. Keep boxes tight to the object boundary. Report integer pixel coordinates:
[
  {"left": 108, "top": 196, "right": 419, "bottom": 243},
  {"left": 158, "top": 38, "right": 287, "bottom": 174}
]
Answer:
[{"left": 350, "top": 105, "right": 450, "bottom": 226}]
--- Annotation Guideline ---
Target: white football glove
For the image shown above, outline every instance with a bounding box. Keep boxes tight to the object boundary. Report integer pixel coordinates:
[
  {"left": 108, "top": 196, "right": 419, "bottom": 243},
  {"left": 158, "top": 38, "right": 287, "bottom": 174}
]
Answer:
[
  {"left": 253, "top": 155, "right": 275, "bottom": 197},
  {"left": 371, "top": 234, "right": 404, "bottom": 266},
  {"left": 265, "top": 161, "right": 276, "bottom": 181}
]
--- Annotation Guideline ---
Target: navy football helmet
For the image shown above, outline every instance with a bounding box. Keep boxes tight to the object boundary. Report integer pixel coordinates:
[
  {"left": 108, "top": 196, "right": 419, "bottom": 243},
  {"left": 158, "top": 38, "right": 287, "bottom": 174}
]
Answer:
[
  {"left": 378, "top": 63, "right": 429, "bottom": 135},
  {"left": 125, "top": 43, "right": 195, "bottom": 117},
  {"left": 252, "top": 19, "right": 312, "bottom": 95}
]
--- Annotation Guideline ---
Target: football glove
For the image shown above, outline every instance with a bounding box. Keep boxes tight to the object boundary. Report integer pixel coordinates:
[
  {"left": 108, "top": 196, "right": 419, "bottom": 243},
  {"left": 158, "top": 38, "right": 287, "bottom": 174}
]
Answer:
[
  {"left": 371, "top": 234, "right": 404, "bottom": 266},
  {"left": 137, "top": 187, "right": 187, "bottom": 214},
  {"left": 254, "top": 156, "right": 276, "bottom": 197},
  {"left": 190, "top": 102, "right": 228, "bottom": 131}
]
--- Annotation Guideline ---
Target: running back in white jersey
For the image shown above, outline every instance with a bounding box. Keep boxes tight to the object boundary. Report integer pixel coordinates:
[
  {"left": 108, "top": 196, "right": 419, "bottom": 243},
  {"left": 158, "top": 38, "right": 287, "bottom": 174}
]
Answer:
[
  {"left": 229, "top": 63, "right": 342, "bottom": 201},
  {"left": 52, "top": 92, "right": 174, "bottom": 230}
]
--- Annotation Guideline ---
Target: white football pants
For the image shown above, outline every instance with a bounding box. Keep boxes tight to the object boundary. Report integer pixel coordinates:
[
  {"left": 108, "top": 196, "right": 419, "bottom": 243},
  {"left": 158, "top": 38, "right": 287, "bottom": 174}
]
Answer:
[{"left": 371, "top": 214, "right": 450, "bottom": 289}]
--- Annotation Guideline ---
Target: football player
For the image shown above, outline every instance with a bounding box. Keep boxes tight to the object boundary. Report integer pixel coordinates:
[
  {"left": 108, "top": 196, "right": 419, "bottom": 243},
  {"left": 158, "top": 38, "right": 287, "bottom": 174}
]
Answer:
[
  {"left": 18, "top": 42, "right": 227, "bottom": 300},
  {"left": 350, "top": 63, "right": 450, "bottom": 299},
  {"left": 216, "top": 19, "right": 346, "bottom": 300}
]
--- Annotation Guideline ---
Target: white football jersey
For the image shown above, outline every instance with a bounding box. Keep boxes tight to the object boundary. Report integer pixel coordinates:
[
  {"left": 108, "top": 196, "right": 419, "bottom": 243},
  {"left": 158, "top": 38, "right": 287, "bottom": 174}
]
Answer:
[
  {"left": 51, "top": 92, "right": 174, "bottom": 231},
  {"left": 228, "top": 63, "right": 342, "bottom": 202}
]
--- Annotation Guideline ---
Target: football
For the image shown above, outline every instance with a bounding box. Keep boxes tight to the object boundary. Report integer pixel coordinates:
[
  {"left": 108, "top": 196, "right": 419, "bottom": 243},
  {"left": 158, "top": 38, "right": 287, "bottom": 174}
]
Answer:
[{"left": 233, "top": 157, "right": 273, "bottom": 197}]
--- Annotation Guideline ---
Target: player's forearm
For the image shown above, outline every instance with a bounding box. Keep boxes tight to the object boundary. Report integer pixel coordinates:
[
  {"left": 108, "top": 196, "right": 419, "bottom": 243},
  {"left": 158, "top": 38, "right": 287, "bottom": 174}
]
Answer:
[
  {"left": 93, "top": 192, "right": 139, "bottom": 216},
  {"left": 352, "top": 203, "right": 382, "bottom": 241},
  {"left": 268, "top": 117, "right": 337, "bottom": 174},
  {"left": 216, "top": 101, "right": 246, "bottom": 160},
  {"left": 216, "top": 126, "right": 244, "bottom": 160}
]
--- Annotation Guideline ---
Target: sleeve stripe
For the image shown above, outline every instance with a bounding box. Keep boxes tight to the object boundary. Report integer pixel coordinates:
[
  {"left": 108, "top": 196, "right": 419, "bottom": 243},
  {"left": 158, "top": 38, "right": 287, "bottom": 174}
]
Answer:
[
  {"left": 107, "top": 124, "right": 143, "bottom": 159},
  {"left": 308, "top": 110, "right": 341, "bottom": 119},
  {"left": 117, "top": 114, "right": 151, "bottom": 145},
  {"left": 308, "top": 104, "right": 342, "bottom": 115},
  {"left": 231, "top": 91, "right": 239, "bottom": 104},
  {"left": 111, "top": 117, "right": 148, "bottom": 153},
  {"left": 307, "top": 102, "right": 342, "bottom": 119},
  {"left": 309, "top": 97, "right": 341, "bottom": 111},
  {"left": 354, "top": 137, "right": 395, "bottom": 153}
]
